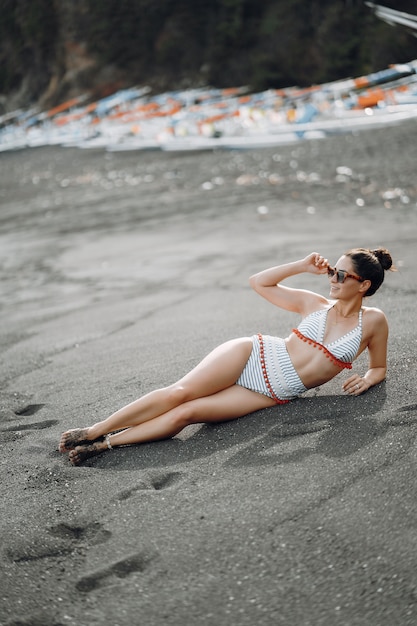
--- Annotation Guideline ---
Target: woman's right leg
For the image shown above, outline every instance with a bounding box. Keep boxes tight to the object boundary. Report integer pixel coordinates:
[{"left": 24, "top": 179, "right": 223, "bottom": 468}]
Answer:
[
  {"left": 68, "top": 384, "right": 277, "bottom": 465},
  {"left": 59, "top": 337, "right": 253, "bottom": 451}
]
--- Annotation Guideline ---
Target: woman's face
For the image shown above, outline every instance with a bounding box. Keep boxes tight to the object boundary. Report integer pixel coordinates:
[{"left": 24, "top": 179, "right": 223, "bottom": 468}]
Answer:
[{"left": 328, "top": 255, "right": 363, "bottom": 298}]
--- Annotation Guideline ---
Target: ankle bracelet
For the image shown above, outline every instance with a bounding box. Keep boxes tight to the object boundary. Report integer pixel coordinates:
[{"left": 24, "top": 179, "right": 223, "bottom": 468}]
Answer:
[{"left": 105, "top": 434, "right": 112, "bottom": 450}]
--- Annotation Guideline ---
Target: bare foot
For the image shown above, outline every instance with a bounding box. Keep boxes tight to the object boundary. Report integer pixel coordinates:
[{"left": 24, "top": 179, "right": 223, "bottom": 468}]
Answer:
[
  {"left": 68, "top": 441, "right": 108, "bottom": 466},
  {"left": 59, "top": 428, "right": 96, "bottom": 453}
]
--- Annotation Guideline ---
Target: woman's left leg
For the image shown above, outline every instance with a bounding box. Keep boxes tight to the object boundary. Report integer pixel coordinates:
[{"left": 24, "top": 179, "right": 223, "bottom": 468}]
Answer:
[
  {"left": 60, "top": 337, "right": 253, "bottom": 452},
  {"left": 68, "top": 384, "right": 277, "bottom": 465}
]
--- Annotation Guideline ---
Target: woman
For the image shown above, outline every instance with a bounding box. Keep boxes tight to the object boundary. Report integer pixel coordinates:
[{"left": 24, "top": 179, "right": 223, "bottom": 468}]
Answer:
[{"left": 59, "top": 247, "right": 394, "bottom": 465}]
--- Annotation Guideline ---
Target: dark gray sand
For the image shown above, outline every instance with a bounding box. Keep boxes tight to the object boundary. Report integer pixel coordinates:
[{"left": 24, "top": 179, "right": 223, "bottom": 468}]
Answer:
[{"left": 1, "top": 123, "right": 417, "bottom": 625}]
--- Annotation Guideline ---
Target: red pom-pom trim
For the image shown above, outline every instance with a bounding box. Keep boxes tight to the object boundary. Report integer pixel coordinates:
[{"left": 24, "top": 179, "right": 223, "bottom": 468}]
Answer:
[
  {"left": 292, "top": 329, "right": 352, "bottom": 370},
  {"left": 257, "top": 333, "right": 290, "bottom": 404}
]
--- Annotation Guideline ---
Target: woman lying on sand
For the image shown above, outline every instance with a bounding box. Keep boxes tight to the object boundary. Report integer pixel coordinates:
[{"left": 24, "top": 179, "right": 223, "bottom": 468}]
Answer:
[{"left": 59, "top": 247, "right": 394, "bottom": 466}]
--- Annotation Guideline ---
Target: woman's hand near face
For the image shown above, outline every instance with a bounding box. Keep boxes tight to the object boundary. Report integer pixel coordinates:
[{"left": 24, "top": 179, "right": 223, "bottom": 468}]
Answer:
[
  {"left": 302, "top": 252, "right": 329, "bottom": 275},
  {"left": 249, "top": 253, "right": 330, "bottom": 314}
]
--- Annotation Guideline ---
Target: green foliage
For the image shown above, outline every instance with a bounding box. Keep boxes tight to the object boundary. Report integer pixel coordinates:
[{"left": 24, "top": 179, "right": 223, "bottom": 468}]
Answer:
[
  {"left": 0, "top": 0, "right": 59, "bottom": 95},
  {"left": 1, "top": 0, "right": 417, "bottom": 105},
  {"left": 214, "top": 0, "right": 245, "bottom": 45}
]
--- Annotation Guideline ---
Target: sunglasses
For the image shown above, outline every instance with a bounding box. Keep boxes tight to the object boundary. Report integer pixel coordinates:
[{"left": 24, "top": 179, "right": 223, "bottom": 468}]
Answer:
[{"left": 327, "top": 266, "right": 363, "bottom": 283}]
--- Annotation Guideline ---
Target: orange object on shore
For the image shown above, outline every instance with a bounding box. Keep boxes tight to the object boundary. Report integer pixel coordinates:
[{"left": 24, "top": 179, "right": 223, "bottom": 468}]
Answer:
[
  {"left": 354, "top": 76, "right": 370, "bottom": 89},
  {"left": 53, "top": 103, "right": 97, "bottom": 126},
  {"left": 46, "top": 96, "right": 86, "bottom": 118},
  {"left": 356, "top": 88, "right": 385, "bottom": 108}
]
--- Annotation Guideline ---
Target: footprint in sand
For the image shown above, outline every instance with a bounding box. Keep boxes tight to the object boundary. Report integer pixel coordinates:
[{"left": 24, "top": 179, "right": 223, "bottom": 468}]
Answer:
[
  {"left": 380, "top": 403, "right": 417, "bottom": 429},
  {"left": 0, "top": 403, "right": 58, "bottom": 433},
  {"left": 116, "top": 471, "right": 183, "bottom": 501},
  {"left": 14, "top": 403, "right": 45, "bottom": 416},
  {"left": 396, "top": 403, "right": 417, "bottom": 413},
  {"left": 49, "top": 521, "right": 112, "bottom": 545},
  {"left": 1, "top": 419, "right": 58, "bottom": 432},
  {"left": 7, "top": 521, "right": 111, "bottom": 563},
  {"left": 75, "top": 551, "right": 156, "bottom": 593}
]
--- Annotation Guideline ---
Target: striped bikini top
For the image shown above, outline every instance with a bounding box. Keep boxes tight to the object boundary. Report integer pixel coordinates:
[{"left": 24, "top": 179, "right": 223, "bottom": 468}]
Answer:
[{"left": 292, "top": 306, "right": 362, "bottom": 369}]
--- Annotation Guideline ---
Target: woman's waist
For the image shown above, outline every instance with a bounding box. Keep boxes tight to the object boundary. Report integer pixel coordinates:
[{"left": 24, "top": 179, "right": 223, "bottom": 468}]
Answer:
[{"left": 285, "top": 334, "right": 347, "bottom": 387}]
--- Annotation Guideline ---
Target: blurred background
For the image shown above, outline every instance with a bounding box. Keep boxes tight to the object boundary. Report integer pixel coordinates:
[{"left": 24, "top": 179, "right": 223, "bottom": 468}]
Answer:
[{"left": 1, "top": 0, "right": 417, "bottom": 112}]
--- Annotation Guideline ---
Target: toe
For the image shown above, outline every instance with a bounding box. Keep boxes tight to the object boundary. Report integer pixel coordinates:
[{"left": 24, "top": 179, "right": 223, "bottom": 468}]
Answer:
[
  {"left": 59, "top": 434, "right": 69, "bottom": 453},
  {"left": 68, "top": 448, "right": 80, "bottom": 466}
]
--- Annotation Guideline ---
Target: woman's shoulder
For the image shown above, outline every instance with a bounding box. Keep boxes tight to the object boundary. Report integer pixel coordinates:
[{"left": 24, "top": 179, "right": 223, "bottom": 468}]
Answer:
[
  {"left": 362, "top": 306, "right": 389, "bottom": 334},
  {"left": 362, "top": 305, "right": 387, "bottom": 319},
  {"left": 300, "top": 294, "right": 332, "bottom": 317}
]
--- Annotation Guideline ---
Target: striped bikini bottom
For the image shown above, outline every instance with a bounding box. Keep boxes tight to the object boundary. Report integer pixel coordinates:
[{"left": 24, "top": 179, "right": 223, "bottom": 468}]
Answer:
[{"left": 236, "top": 334, "right": 307, "bottom": 403}]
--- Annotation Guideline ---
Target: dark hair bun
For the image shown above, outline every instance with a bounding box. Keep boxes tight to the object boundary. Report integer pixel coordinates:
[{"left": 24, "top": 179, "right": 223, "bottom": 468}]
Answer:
[{"left": 370, "top": 247, "right": 393, "bottom": 271}]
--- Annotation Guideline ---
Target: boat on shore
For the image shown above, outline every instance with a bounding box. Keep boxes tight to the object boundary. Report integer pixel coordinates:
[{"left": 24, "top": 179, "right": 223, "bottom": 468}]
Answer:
[{"left": 1, "top": 62, "right": 416, "bottom": 154}]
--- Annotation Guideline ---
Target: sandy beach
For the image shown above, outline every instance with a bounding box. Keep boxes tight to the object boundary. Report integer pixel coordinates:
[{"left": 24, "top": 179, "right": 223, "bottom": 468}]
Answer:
[{"left": 1, "top": 121, "right": 417, "bottom": 626}]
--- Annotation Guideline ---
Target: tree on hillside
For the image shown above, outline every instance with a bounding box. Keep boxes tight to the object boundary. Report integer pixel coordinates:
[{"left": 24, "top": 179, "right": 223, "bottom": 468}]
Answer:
[{"left": 1, "top": 0, "right": 417, "bottom": 109}]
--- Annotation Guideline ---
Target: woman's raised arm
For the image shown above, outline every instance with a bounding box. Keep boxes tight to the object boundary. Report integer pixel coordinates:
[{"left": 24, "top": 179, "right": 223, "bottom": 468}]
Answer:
[{"left": 249, "top": 252, "right": 330, "bottom": 315}]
